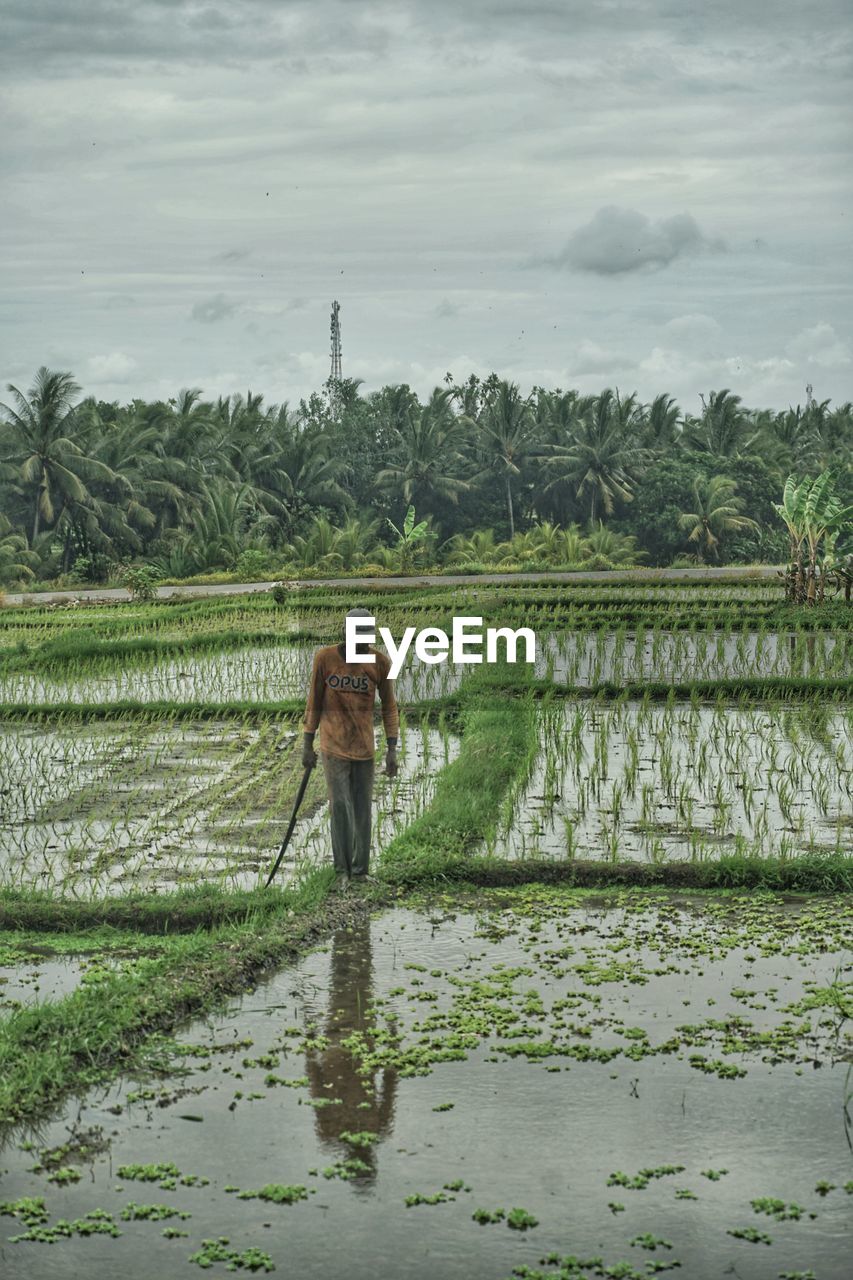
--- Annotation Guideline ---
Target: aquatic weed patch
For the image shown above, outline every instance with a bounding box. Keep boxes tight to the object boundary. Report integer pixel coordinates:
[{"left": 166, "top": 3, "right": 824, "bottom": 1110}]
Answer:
[
  {"left": 0, "top": 889, "right": 849, "bottom": 1278},
  {"left": 235, "top": 1184, "right": 310, "bottom": 1205},
  {"left": 332, "top": 890, "right": 852, "bottom": 1085},
  {"left": 188, "top": 1238, "right": 275, "bottom": 1272}
]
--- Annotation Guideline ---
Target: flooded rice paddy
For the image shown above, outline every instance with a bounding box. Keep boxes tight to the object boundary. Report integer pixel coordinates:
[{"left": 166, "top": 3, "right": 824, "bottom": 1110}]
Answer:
[
  {"left": 495, "top": 701, "right": 852, "bottom": 863},
  {"left": 538, "top": 629, "right": 847, "bottom": 688},
  {"left": 0, "top": 645, "right": 450, "bottom": 707},
  {"left": 0, "top": 631, "right": 845, "bottom": 707},
  {"left": 0, "top": 889, "right": 850, "bottom": 1279},
  {"left": 0, "top": 721, "right": 459, "bottom": 895}
]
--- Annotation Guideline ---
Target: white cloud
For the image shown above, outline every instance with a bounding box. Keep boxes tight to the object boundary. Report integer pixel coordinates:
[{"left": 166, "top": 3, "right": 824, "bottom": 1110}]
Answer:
[
  {"left": 661, "top": 313, "right": 723, "bottom": 348},
  {"left": 573, "top": 339, "right": 635, "bottom": 374},
  {"left": 86, "top": 350, "right": 137, "bottom": 382},
  {"left": 785, "top": 322, "right": 851, "bottom": 369}
]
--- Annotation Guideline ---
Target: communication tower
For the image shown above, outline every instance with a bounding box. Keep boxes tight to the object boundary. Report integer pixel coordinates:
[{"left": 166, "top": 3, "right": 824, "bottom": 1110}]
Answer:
[{"left": 330, "top": 300, "right": 342, "bottom": 383}]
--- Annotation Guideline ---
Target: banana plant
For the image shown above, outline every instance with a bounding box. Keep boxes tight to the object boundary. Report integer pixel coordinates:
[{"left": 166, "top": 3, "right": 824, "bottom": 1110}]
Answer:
[
  {"left": 774, "top": 470, "right": 852, "bottom": 604},
  {"left": 801, "top": 470, "right": 853, "bottom": 604},
  {"left": 772, "top": 474, "right": 809, "bottom": 601},
  {"left": 386, "top": 504, "right": 431, "bottom": 573}
]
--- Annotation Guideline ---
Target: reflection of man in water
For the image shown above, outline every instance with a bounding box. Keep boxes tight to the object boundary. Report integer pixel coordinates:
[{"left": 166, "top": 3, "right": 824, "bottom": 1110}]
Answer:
[{"left": 304, "top": 918, "right": 396, "bottom": 1183}]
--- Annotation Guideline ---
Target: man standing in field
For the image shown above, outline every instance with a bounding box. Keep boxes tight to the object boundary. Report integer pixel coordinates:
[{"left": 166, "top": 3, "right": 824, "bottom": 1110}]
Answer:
[{"left": 302, "top": 607, "right": 399, "bottom": 889}]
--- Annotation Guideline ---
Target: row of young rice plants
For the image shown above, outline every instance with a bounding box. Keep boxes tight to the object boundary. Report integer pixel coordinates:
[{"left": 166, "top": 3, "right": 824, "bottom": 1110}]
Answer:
[
  {"left": 0, "top": 709, "right": 460, "bottom": 898},
  {"left": 0, "top": 611, "right": 846, "bottom": 713},
  {"left": 0, "top": 577, "right": 830, "bottom": 653},
  {"left": 0, "top": 640, "right": 460, "bottom": 706},
  {"left": 0, "top": 583, "right": 849, "bottom": 899},
  {"left": 492, "top": 692, "right": 852, "bottom": 865}
]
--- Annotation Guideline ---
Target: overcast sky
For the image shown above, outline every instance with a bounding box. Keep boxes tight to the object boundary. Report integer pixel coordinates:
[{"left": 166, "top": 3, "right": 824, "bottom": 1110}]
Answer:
[{"left": 2, "top": 0, "right": 851, "bottom": 414}]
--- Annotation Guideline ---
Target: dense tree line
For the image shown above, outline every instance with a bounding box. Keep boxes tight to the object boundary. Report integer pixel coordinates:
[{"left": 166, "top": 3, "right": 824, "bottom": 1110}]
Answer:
[{"left": 0, "top": 367, "right": 850, "bottom": 585}]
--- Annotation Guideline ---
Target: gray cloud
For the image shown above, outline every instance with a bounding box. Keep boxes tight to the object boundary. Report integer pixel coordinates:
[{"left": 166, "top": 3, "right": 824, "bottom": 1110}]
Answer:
[
  {"left": 0, "top": 0, "right": 392, "bottom": 72},
  {"left": 1, "top": 1, "right": 850, "bottom": 411},
  {"left": 546, "top": 207, "right": 726, "bottom": 276},
  {"left": 190, "top": 293, "right": 238, "bottom": 324},
  {"left": 3, "top": 2, "right": 849, "bottom": 73}
]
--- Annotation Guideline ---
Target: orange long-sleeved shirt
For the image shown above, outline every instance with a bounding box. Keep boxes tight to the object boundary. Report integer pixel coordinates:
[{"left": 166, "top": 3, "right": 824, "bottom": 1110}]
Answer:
[{"left": 303, "top": 644, "right": 399, "bottom": 761}]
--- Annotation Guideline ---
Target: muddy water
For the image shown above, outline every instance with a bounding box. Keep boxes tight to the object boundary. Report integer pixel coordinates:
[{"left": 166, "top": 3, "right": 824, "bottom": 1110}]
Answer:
[
  {"left": 0, "top": 955, "right": 89, "bottom": 1010},
  {"left": 1, "top": 892, "right": 849, "bottom": 1279}
]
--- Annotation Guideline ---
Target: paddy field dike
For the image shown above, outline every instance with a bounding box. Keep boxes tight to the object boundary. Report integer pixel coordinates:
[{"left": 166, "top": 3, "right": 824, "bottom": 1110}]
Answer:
[{"left": 0, "top": 578, "right": 850, "bottom": 1280}]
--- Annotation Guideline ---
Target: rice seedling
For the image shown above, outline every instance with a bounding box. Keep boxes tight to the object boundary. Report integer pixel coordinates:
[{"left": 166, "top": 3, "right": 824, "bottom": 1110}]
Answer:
[
  {"left": 0, "top": 714, "right": 460, "bottom": 897},
  {"left": 494, "top": 699, "right": 852, "bottom": 865}
]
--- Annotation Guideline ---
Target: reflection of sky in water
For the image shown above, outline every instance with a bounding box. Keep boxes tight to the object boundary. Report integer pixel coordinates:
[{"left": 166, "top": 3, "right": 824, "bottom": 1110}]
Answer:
[
  {"left": 0, "top": 899, "right": 848, "bottom": 1279},
  {"left": 0, "top": 955, "right": 91, "bottom": 1010}
]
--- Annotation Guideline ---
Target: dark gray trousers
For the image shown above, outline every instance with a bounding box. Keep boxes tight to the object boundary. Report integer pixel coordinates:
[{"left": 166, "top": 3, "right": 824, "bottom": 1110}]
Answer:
[{"left": 322, "top": 753, "right": 375, "bottom": 877}]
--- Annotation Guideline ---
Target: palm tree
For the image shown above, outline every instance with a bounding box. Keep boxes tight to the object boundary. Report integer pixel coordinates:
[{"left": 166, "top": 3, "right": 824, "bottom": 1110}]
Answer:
[
  {"left": 531, "top": 390, "right": 592, "bottom": 522},
  {"left": 686, "top": 389, "right": 757, "bottom": 458},
  {"left": 377, "top": 388, "right": 469, "bottom": 518},
  {"left": 678, "top": 476, "right": 757, "bottom": 562},
  {"left": 643, "top": 393, "right": 682, "bottom": 449},
  {"left": 0, "top": 512, "right": 39, "bottom": 585},
  {"left": 74, "top": 400, "right": 189, "bottom": 555},
  {"left": 177, "top": 481, "right": 266, "bottom": 572},
  {"left": 372, "top": 383, "right": 420, "bottom": 436},
  {"left": 280, "top": 423, "right": 349, "bottom": 531},
  {"left": 815, "top": 401, "right": 853, "bottom": 468},
  {"left": 476, "top": 380, "right": 536, "bottom": 537},
  {"left": 334, "top": 515, "right": 381, "bottom": 570},
  {"left": 441, "top": 528, "right": 500, "bottom": 566},
  {"left": 766, "top": 406, "right": 820, "bottom": 472},
  {"left": 544, "top": 389, "right": 646, "bottom": 524},
  {"left": 583, "top": 522, "right": 645, "bottom": 567},
  {"left": 0, "top": 367, "right": 125, "bottom": 544},
  {"left": 285, "top": 516, "right": 345, "bottom": 572}
]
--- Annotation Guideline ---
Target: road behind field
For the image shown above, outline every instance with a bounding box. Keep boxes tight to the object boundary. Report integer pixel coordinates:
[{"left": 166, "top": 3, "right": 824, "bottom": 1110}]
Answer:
[{"left": 2, "top": 564, "right": 783, "bottom": 607}]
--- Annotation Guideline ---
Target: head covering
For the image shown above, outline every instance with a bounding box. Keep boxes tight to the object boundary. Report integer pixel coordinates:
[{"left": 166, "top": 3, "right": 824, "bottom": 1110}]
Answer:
[{"left": 342, "top": 606, "right": 373, "bottom": 641}]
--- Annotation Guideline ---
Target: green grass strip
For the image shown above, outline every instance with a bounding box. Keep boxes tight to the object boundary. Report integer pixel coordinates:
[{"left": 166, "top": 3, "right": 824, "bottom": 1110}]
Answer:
[
  {"left": 0, "top": 882, "right": 311, "bottom": 933},
  {"left": 380, "top": 683, "right": 539, "bottom": 882},
  {"left": 544, "top": 677, "right": 853, "bottom": 701},
  {"left": 0, "top": 868, "right": 350, "bottom": 1128},
  {"left": 386, "top": 852, "right": 853, "bottom": 893}
]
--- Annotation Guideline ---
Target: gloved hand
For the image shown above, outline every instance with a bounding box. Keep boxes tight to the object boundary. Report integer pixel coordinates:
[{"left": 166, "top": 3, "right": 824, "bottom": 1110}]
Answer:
[
  {"left": 302, "top": 734, "right": 318, "bottom": 769},
  {"left": 385, "top": 743, "right": 398, "bottom": 778}
]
